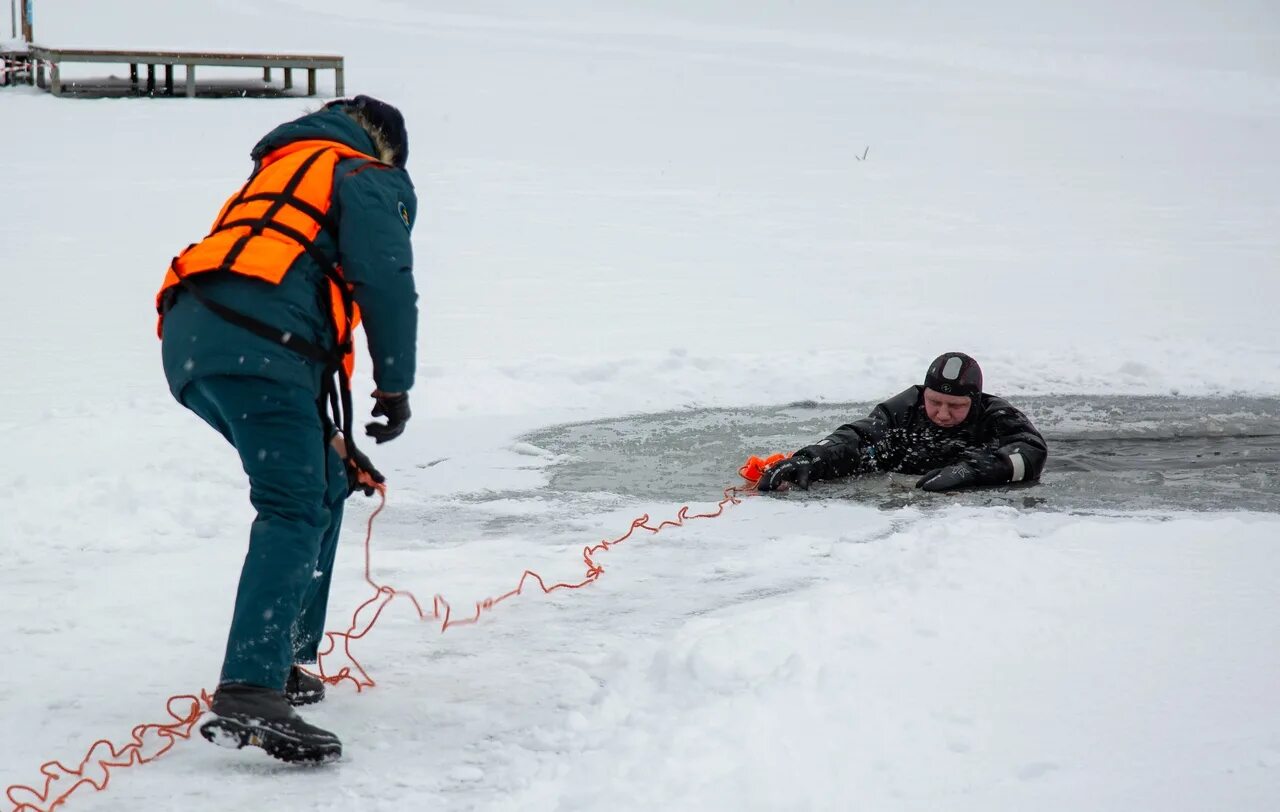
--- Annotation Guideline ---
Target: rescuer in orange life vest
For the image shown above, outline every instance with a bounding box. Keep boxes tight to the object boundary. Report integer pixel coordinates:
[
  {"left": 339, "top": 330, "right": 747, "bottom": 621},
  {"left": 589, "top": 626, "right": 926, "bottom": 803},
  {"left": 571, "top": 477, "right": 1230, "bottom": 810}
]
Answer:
[{"left": 157, "top": 96, "right": 418, "bottom": 764}]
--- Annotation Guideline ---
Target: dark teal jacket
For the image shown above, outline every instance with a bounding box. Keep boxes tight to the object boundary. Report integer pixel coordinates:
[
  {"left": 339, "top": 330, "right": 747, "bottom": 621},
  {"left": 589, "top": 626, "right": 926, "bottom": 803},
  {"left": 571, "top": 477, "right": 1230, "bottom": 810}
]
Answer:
[{"left": 161, "top": 107, "right": 418, "bottom": 400}]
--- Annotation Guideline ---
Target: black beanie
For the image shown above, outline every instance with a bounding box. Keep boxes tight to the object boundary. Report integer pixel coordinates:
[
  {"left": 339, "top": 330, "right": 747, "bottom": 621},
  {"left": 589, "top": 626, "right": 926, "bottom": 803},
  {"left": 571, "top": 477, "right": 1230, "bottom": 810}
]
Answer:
[
  {"left": 327, "top": 95, "right": 408, "bottom": 169},
  {"left": 923, "top": 352, "right": 983, "bottom": 397}
]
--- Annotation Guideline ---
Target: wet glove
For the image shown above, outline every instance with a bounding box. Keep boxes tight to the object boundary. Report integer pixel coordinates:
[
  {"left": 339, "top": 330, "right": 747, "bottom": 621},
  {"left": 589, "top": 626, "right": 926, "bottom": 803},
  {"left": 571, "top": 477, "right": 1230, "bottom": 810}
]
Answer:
[
  {"left": 916, "top": 449, "right": 1011, "bottom": 492},
  {"left": 365, "top": 391, "right": 410, "bottom": 444},
  {"left": 757, "top": 456, "right": 815, "bottom": 492},
  {"left": 346, "top": 443, "right": 386, "bottom": 497}
]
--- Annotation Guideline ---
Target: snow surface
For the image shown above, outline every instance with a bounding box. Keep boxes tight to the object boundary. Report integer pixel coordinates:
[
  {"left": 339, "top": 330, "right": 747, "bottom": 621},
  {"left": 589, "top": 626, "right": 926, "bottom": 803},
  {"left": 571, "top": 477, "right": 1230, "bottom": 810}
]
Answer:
[{"left": 2, "top": 1, "right": 1278, "bottom": 810}]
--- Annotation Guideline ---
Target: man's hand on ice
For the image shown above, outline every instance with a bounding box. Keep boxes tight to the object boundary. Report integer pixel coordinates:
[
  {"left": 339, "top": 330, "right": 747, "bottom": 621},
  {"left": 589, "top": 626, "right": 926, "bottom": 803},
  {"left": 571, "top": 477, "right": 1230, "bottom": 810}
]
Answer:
[{"left": 757, "top": 456, "right": 814, "bottom": 492}]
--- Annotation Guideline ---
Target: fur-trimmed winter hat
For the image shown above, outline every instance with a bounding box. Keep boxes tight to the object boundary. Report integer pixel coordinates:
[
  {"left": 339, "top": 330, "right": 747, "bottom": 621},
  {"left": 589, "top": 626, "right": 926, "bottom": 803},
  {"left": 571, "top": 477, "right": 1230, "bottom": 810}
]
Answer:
[{"left": 326, "top": 95, "right": 408, "bottom": 169}]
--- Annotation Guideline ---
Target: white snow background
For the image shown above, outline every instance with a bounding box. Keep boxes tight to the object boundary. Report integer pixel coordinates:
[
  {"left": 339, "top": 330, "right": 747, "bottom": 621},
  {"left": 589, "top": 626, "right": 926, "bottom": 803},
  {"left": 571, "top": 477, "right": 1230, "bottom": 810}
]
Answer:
[{"left": 1, "top": 1, "right": 1278, "bottom": 810}]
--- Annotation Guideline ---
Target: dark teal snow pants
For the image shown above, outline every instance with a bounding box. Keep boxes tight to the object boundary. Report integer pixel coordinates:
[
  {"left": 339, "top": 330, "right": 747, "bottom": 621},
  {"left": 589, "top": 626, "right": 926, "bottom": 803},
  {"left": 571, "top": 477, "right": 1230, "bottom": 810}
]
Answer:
[{"left": 179, "top": 375, "right": 348, "bottom": 691}]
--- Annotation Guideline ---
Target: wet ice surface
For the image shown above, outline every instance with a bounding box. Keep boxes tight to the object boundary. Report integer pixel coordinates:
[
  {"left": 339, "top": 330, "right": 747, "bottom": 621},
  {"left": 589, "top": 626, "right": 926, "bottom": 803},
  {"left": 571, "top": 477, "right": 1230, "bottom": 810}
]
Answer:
[{"left": 523, "top": 396, "right": 1280, "bottom": 513}]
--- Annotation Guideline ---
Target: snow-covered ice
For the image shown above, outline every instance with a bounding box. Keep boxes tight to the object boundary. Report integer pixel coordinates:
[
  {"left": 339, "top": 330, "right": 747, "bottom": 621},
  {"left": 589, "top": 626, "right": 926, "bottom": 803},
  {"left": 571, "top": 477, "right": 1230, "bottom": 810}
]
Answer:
[{"left": 2, "top": 1, "right": 1278, "bottom": 810}]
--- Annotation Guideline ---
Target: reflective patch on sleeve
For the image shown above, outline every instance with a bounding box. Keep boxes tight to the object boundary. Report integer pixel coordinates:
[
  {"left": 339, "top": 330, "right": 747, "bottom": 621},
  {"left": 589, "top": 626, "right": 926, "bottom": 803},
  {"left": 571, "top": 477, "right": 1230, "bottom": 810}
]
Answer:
[
  {"left": 1009, "top": 450, "right": 1026, "bottom": 482},
  {"left": 398, "top": 200, "right": 412, "bottom": 231}
]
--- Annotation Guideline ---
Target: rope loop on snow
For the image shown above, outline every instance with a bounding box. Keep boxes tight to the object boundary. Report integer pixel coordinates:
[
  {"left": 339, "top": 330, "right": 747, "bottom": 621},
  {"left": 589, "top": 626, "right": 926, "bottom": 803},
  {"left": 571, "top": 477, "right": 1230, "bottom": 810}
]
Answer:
[{"left": 5, "top": 691, "right": 212, "bottom": 812}]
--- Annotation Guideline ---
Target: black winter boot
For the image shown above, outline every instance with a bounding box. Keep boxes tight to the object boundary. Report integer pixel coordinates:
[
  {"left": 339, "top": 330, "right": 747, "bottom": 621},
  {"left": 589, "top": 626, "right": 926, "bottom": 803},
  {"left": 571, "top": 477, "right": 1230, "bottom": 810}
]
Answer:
[
  {"left": 200, "top": 683, "right": 341, "bottom": 764},
  {"left": 285, "top": 665, "right": 327, "bottom": 707}
]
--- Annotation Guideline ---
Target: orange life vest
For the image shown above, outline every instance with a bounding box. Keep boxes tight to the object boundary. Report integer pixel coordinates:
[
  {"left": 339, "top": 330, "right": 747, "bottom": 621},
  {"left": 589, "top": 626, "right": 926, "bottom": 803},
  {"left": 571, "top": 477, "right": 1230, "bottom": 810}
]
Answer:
[{"left": 156, "top": 138, "right": 380, "bottom": 378}]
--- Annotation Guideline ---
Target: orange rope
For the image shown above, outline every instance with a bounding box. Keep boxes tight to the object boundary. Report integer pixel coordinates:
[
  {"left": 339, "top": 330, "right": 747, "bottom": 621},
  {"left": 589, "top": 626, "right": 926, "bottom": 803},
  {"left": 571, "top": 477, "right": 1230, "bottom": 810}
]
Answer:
[
  {"left": 5, "top": 691, "right": 211, "bottom": 812},
  {"left": 311, "top": 483, "right": 750, "bottom": 692},
  {"left": 6, "top": 479, "right": 754, "bottom": 811}
]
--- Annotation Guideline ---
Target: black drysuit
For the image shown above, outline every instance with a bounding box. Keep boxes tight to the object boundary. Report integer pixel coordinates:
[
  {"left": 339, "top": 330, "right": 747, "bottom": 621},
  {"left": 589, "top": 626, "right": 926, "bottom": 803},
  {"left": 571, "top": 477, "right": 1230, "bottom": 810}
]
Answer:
[{"left": 794, "top": 386, "right": 1048, "bottom": 488}]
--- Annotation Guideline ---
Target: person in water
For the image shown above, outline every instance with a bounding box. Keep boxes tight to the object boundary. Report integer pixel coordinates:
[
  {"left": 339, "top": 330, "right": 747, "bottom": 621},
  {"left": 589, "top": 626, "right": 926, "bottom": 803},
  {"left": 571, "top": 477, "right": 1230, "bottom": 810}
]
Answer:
[{"left": 756, "top": 352, "right": 1047, "bottom": 493}]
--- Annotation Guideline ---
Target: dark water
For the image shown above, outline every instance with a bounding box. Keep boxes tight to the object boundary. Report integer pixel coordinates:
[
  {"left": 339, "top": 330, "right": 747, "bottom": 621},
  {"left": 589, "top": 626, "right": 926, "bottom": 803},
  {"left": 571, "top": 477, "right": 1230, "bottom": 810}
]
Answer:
[{"left": 523, "top": 397, "right": 1280, "bottom": 513}]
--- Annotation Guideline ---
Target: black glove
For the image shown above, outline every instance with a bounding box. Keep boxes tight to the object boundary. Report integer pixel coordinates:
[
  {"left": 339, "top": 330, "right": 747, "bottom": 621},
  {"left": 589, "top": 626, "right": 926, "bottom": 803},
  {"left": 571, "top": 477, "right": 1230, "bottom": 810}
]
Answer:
[
  {"left": 365, "top": 391, "right": 410, "bottom": 444},
  {"left": 757, "top": 456, "right": 814, "bottom": 492},
  {"left": 345, "top": 443, "right": 386, "bottom": 497},
  {"left": 915, "top": 462, "right": 977, "bottom": 492},
  {"left": 916, "top": 450, "right": 1011, "bottom": 492}
]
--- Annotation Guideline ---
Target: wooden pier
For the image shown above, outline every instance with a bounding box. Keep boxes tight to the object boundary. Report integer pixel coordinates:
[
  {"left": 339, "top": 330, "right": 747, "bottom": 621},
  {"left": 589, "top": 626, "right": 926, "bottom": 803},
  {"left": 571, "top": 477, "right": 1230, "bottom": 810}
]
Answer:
[{"left": 2, "top": 2, "right": 344, "bottom": 98}]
